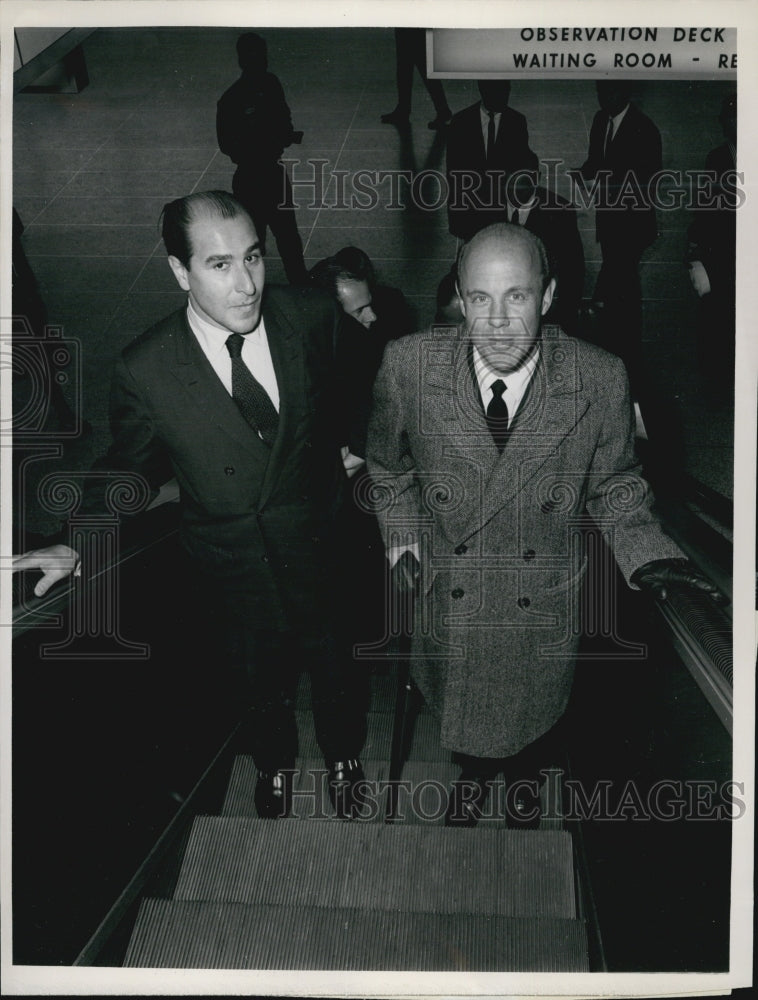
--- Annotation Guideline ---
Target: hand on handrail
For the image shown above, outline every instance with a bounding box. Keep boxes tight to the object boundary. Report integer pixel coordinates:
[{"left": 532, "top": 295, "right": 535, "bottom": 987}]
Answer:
[{"left": 12, "top": 544, "right": 81, "bottom": 598}]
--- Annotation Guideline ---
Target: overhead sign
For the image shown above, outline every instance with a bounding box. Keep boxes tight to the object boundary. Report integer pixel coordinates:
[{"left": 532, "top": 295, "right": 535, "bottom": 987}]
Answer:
[{"left": 428, "top": 27, "right": 737, "bottom": 79}]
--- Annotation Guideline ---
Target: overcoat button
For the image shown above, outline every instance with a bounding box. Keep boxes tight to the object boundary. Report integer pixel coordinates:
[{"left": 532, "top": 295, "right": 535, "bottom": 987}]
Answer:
[
  {"left": 454, "top": 544, "right": 468, "bottom": 555},
  {"left": 451, "top": 588, "right": 465, "bottom": 599},
  {"left": 261, "top": 555, "right": 269, "bottom": 563},
  {"left": 523, "top": 549, "right": 536, "bottom": 560},
  {"left": 224, "top": 466, "right": 235, "bottom": 475},
  {"left": 518, "top": 596, "right": 531, "bottom": 609}
]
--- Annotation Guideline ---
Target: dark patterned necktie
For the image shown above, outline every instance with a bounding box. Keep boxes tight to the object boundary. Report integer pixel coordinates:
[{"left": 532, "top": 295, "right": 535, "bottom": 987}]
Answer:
[
  {"left": 486, "top": 111, "right": 496, "bottom": 163},
  {"left": 486, "top": 378, "right": 509, "bottom": 452},
  {"left": 225, "top": 332, "right": 279, "bottom": 446}
]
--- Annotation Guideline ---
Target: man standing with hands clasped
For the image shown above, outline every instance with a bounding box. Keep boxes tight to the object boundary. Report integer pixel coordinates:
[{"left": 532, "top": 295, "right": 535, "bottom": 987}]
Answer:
[
  {"left": 366, "top": 222, "right": 726, "bottom": 828},
  {"left": 14, "top": 191, "right": 366, "bottom": 821}
]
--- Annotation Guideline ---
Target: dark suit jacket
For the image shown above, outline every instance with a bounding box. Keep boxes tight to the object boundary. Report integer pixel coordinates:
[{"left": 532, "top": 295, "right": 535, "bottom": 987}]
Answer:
[
  {"left": 687, "top": 141, "right": 737, "bottom": 295},
  {"left": 446, "top": 102, "right": 537, "bottom": 239},
  {"left": 579, "top": 102, "right": 662, "bottom": 251},
  {"left": 217, "top": 70, "right": 294, "bottom": 165},
  {"left": 86, "top": 286, "right": 346, "bottom": 633},
  {"left": 520, "top": 188, "right": 585, "bottom": 336}
]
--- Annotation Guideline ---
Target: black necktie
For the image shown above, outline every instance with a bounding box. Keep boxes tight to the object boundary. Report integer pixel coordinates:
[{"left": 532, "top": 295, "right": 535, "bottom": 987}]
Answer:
[
  {"left": 486, "top": 378, "right": 509, "bottom": 452},
  {"left": 225, "top": 332, "right": 279, "bottom": 446},
  {"left": 603, "top": 115, "right": 614, "bottom": 159},
  {"left": 486, "top": 111, "right": 496, "bottom": 163}
]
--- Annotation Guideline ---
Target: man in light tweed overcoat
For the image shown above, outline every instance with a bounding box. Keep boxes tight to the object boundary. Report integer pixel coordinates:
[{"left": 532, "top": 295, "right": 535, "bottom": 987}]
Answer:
[{"left": 366, "top": 223, "right": 725, "bottom": 827}]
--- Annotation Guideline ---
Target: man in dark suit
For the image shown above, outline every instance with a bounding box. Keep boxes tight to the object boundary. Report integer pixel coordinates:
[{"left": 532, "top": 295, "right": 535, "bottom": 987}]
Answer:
[
  {"left": 446, "top": 80, "right": 537, "bottom": 241},
  {"left": 686, "top": 93, "right": 737, "bottom": 392},
  {"left": 217, "top": 32, "right": 308, "bottom": 285},
  {"left": 14, "top": 191, "right": 365, "bottom": 820},
  {"left": 505, "top": 170, "right": 585, "bottom": 337},
  {"left": 574, "top": 82, "right": 662, "bottom": 390},
  {"left": 366, "top": 223, "right": 725, "bottom": 828}
]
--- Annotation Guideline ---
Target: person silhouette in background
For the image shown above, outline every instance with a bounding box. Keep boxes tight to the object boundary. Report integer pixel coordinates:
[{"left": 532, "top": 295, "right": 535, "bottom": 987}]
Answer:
[
  {"left": 217, "top": 32, "right": 308, "bottom": 285},
  {"left": 504, "top": 169, "right": 585, "bottom": 338},
  {"left": 380, "top": 28, "right": 452, "bottom": 130},
  {"left": 446, "top": 80, "right": 537, "bottom": 241},
  {"left": 574, "top": 81, "right": 662, "bottom": 393},
  {"left": 310, "top": 247, "right": 415, "bottom": 651},
  {"left": 686, "top": 93, "right": 737, "bottom": 396}
]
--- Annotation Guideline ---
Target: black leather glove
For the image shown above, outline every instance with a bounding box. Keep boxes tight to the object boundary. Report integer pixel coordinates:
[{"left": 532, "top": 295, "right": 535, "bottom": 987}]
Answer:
[
  {"left": 391, "top": 550, "right": 421, "bottom": 598},
  {"left": 630, "top": 557, "right": 728, "bottom": 605}
]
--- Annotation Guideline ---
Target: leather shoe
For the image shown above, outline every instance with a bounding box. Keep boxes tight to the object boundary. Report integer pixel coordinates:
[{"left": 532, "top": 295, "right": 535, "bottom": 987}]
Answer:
[
  {"left": 255, "top": 768, "right": 293, "bottom": 819},
  {"left": 444, "top": 772, "right": 494, "bottom": 827},
  {"left": 506, "top": 780, "right": 542, "bottom": 830},
  {"left": 380, "top": 109, "right": 410, "bottom": 125},
  {"left": 327, "top": 758, "right": 365, "bottom": 819},
  {"left": 428, "top": 112, "right": 452, "bottom": 130}
]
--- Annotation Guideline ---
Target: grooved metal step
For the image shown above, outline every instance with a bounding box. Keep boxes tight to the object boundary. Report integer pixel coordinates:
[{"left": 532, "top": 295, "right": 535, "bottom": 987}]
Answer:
[
  {"left": 173, "top": 817, "right": 577, "bottom": 918},
  {"left": 124, "top": 898, "right": 589, "bottom": 970}
]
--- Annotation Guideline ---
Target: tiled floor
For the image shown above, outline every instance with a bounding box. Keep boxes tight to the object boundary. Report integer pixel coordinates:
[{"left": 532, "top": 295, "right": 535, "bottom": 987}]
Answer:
[{"left": 12, "top": 27, "right": 735, "bottom": 536}]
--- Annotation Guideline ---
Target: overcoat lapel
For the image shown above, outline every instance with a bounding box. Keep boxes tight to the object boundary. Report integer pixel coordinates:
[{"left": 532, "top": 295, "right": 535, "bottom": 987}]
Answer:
[{"left": 422, "top": 326, "right": 590, "bottom": 542}]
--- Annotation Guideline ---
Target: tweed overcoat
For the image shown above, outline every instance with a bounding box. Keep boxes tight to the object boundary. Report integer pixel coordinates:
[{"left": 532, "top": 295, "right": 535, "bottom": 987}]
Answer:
[{"left": 366, "top": 325, "right": 683, "bottom": 756}]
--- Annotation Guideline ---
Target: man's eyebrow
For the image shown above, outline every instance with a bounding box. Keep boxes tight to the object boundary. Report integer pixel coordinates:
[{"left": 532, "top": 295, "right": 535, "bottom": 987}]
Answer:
[{"left": 203, "top": 242, "right": 261, "bottom": 265}]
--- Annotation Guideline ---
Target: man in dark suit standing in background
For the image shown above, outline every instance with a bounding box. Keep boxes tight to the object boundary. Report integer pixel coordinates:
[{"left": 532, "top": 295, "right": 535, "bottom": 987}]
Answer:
[
  {"left": 505, "top": 170, "right": 585, "bottom": 337},
  {"left": 686, "top": 92, "right": 737, "bottom": 394},
  {"left": 446, "top": 80, "right": 537, "bottom": 241},
  {"left": 217, "top": 32, "right": 308, "bottom": 285},
  {"left": 575, "top": 81, "right": 662, "bottom": 391},
  {"left": 13, "top": 191, "right": 366, "bottom": 821}
]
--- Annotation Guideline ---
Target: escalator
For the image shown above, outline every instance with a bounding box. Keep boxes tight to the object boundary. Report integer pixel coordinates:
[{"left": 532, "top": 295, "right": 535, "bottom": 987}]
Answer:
[{"left": 10, "top": 475, "right": 735, "bottom": 972}]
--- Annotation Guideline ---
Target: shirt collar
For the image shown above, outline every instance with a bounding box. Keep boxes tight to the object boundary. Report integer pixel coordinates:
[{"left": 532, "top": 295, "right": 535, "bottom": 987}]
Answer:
[
  {"left": 186, "top": 298, "right": 265, "bottom": 357},
  {"left": 472, "top": 341, "right": 540, "bottom": 397}
]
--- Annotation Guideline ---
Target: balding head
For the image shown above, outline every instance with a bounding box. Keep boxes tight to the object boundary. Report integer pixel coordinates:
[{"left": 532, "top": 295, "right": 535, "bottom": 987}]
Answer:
[
  {"left": 458, "top": 223, "right": 550, "bottom": 294},
  {"left": 456, "top": 223, "right": 555, "bottom": 373}
]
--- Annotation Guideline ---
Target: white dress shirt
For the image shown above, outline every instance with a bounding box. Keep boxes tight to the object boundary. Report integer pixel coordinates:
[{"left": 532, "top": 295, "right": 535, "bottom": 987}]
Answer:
[
  {"left": 605, "top": 103, "right": 630, "bottom": 150},
  {"left": 186, "top": 299, "right": 279, "bottom": 413},
  {"left": 472, "top": 342, "right": 540, "bottom": 425}
]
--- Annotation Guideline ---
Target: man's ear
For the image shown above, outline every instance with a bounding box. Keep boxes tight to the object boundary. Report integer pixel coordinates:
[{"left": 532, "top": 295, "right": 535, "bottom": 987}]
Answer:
[
  {"left": 455, "top": 280, "right": 466, "bottom": 318},
  {"left": 167, "top": 255, "right": 191, "bottom": 293},
  {"left": 541, "top": 277, "right": 557, "bottom": 315}
]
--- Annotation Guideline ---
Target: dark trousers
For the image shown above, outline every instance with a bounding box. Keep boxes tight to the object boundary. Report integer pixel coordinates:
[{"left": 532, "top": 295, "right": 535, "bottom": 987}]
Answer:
[
  {"left": 204, "top": 575, "right": 366, "bottom": 773},
  {"left": 233, "top": 160, "right": 308, "bottom": 285},
  {"left": 393, "top": 28, "right": 449, "bottom": 117},
  {"left": 594, "top": 237, "right": 645, "bottom": 394},
  {"left": 453, "top": 719, "right": 564, "bottom": 784}
]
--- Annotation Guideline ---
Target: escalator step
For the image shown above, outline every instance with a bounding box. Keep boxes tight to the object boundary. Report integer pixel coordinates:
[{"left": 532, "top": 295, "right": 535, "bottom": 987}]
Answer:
[
  {"left": 124, "top": 898, "right": 589, "bottom": 970},
  {"left": 174, "top": 817, "right": 577, "bottom": 918}
]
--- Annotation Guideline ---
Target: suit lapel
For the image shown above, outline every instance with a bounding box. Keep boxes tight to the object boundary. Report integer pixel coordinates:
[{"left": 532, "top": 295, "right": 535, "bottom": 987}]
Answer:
[
  {"left": 257, "top": 295, "right": 305, "bottom": 507},
  {"left": 168, "top": 309, "right": 269, "bottom": 460}
]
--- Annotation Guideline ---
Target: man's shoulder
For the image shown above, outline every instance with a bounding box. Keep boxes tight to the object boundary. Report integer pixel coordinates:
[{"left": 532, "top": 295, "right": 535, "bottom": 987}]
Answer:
[
  {"left": 264, "top": 283, "right": 336, "bottom": 328},
  {"left": 449, "top": 102, "right": 480, "bottom": 130},
  {"left": 121, "top": 307, "right": 186, "bottom": 366},
  {"left": 542, "top": 327, "right": 626, "bottom": 380}
]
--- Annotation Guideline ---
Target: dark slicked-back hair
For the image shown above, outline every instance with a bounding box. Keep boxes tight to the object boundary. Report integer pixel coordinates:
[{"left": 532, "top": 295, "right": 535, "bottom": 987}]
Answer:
[
  {"left": 160, "top": 190, "right": 250, "bottom": 268},
  {"left": 309, "top": 245, "right": 376, "bottom": 298}
]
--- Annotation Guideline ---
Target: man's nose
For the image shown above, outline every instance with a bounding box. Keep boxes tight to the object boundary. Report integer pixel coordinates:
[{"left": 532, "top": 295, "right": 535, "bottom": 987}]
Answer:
[
  {"left": 488, "top": 307, "right": 510, "bottom": 328},
  {"left": 364, "top": 306, "right": 377, "bottom": 327},
  {"left": 235, "top": 264, "right": 256, "bottom": 294}
]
